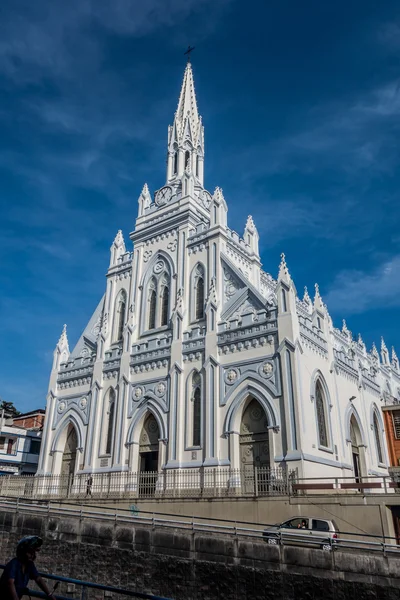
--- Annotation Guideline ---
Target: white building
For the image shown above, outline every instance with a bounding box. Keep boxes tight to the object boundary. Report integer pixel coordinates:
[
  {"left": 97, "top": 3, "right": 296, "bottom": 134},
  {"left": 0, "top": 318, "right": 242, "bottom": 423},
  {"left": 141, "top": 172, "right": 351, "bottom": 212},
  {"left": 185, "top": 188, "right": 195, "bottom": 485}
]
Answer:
[
  {"left": 0, "top": 423, "right": 42, "bottom": 475},
  {"left": 38, "top": 61, "right": 399, "bottom": 488}
]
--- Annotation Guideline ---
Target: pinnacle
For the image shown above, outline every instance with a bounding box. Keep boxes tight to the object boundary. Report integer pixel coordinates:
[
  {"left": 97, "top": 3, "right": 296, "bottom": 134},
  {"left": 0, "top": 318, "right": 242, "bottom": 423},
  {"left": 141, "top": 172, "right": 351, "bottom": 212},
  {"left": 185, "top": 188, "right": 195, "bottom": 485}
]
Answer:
[
  {"left": 303, "top": 286, "right": 311, "bottom": 304},
  {"left": 57, "top": 324, "right": 69, "bottom": 349},
  {"left": 141, "top": 183, "right": 150, "bottom": 195},
  {"left": 245, "top": 215, "right": 256, "bottom": 232},
  {"left": 381, "top": 336, "right": 388, "bottom": 352},
  {"left": 175, "top": 61, "right": 199, "bottom": 136},
  {"left": 113, "top": 229, "right": 125, "bottom": 247},
  {"left": 278, "top": 253, "right": 291, "bottom": 282}
]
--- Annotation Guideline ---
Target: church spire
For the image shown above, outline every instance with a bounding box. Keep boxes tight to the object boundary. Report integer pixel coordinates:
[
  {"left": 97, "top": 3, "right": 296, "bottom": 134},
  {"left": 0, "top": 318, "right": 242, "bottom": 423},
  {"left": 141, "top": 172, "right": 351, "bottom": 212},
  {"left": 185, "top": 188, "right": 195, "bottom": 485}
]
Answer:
[
  {"left": 53, "top": 324, "right": 70, "bottom": 370},
  {"left": 167, "top": 61, "right": 204, "bottom": 186}
]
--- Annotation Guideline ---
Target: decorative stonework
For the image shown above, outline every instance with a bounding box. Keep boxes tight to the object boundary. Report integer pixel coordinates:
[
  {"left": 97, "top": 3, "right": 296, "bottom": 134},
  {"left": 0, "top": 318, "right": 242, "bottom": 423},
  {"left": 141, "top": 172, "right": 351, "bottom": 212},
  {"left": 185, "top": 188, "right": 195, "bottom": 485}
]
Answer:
[
  {"left": 133, "top": 386, "right": 144, "bottom": 401},
  {"left": 79, "top": 397, "right": 88, "bottom": 410},
  {"left": 155, "top": 381, "right": 167, "bottom": 397},
  {"left": 154, "top": 260, "right": 165, "bottom": 274},
  {"left": 167, "top": 239, "right": 177, "bottom": 252},
  {"left": 58, "top": 401, "right": 66, "bottom": 414},
  {"left": 225, "top": 368, "right": 239, "bottom": 385},
  {"left": 223, "top": 268, "right": 242, "bottom": 301},
  {"left": 260, "top": 361, "right": 274, "bottom": 379},
  {"left": 143, "top": 250, "right": 153, "bottom": 263}
]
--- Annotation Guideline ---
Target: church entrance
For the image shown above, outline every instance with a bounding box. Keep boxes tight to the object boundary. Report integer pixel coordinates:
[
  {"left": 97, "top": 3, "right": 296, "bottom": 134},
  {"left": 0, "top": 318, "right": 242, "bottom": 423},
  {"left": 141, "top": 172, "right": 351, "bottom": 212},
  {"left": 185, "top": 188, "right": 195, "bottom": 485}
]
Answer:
[
  {"left": 60, "top": 424, "right": 78, "bottom": 495},
  {"left": 240, "top": 398, "right": 270, "bottom": 494},
  {"left": 350, "top": 415, "right": 364, "bottom": 483},
  {"left": 138, "top": 414, "right": 160, "bottom": 496}
]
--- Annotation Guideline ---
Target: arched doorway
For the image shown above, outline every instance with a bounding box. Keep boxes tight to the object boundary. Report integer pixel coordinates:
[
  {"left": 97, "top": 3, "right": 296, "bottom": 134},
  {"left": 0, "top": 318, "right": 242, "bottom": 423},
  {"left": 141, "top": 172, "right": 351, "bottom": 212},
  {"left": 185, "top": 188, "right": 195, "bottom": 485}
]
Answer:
[
  {"left": 60, "top": 424, "right": 78, "bottom": 494},
  {"left": 138, "top": 414, "right": 160, "bottom": 496},
  {"left": 350, "top": 415, "right": 364, "bottom": 482},
  {"left": 240, "top": 398, "right": 270, "bottom": 493}
]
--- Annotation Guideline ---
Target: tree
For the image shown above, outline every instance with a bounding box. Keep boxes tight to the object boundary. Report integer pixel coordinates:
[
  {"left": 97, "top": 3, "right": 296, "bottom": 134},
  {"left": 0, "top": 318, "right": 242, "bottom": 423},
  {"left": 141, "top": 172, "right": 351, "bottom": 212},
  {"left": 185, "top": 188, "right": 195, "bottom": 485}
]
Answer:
[{"left": 0, "top": 399, "right": 21, "bottom": 418}]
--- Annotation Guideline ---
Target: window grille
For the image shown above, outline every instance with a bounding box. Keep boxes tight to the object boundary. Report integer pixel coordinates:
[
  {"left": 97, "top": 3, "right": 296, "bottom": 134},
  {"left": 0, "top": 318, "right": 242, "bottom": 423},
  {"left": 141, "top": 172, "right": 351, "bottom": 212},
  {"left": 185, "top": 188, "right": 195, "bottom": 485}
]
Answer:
[
  {"left": 315, "top": 382, "right": 328, "bottom": 447},
  {"left": 373, "top": 413, "right": 383, "bottom": 464},
  {"left": 30, "top": 439, "right": 41, "bottom": 455},
  {"left": 393, "top": 411, "right": 400, "bottom": 439}
]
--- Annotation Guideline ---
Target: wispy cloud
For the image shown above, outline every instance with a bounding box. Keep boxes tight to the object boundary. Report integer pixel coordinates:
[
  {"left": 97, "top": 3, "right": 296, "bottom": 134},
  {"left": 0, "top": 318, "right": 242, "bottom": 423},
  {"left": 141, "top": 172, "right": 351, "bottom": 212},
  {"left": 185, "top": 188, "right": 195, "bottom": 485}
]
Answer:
[{"left": 324, "top": 255, "right": 400, "bottom": 315}]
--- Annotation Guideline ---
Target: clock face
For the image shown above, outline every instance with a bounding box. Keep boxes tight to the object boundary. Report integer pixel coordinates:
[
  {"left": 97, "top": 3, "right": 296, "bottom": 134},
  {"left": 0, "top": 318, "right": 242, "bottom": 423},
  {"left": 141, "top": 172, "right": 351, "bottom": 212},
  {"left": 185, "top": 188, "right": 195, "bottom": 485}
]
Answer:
[
  {"left": 155, "top": 186, "right": 172, "bottom": 206},
  {"left": 200, "top": 190, "right": 212, "bottom": 209}
]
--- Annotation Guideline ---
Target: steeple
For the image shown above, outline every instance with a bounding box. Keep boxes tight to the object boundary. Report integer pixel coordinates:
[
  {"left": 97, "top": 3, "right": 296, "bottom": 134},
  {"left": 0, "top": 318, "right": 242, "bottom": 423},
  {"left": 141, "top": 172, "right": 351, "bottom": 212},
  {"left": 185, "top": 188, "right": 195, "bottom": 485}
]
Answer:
[
  {"left": 167, "top": 61, "right": 204, "bottom": 186},
  {"left": 109, "top": 229, "right": 126, "bottom": 267},
  {"left": 53, "top": 324, "right": 70, "bottom": 370}
]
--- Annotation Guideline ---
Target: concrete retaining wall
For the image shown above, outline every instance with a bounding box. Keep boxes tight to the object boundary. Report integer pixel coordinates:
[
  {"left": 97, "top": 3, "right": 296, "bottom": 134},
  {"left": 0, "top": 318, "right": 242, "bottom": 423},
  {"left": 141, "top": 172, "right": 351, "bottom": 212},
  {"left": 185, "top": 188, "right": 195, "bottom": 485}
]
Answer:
[{"left": 0, "top": 508, "right": 399, "bottom": 599}]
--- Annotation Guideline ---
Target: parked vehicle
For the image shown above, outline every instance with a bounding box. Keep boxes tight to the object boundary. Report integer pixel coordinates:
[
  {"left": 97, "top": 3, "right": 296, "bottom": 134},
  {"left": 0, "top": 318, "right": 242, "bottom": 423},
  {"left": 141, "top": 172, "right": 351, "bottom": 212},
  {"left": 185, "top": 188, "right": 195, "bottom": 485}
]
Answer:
[{"left": 263, "top": 517, "right": 339, "bottom": 551}]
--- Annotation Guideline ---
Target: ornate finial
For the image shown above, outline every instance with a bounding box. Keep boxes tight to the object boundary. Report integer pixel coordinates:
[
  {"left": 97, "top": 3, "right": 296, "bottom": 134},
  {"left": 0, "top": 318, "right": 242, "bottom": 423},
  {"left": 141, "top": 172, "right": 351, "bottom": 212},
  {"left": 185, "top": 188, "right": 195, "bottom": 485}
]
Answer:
[
  {"left": 113, "top": 229, "right": 124, "bottom": 247},
  {"left": 371, "top": 342, "right": 379, "bottom": 360},
  {"left": 392, "top": 347, "right": 399, "bottom": 369},
  {"left": 278, "top": 252, "right": 290, "bottom": 281},
  {"left": 184, "top": 45, "right": 195, "bottom": 63},
  {"left": 314, "top": 283, "right": 320, "bottom": 297},
  {"left": 381, "top": 336, "right": 388, "bottom": 352},
  {"left": 245, "top": 215, "right": 256, "bottom": 232},
  {"left": 57, "top": 324, "right": 69, "bottom": 351},
  {"left": 303, "top": 286, "right": 311, "bottom": 304},
  {"left": 213, "top": 186, "right": 224, "bottom": 202}
]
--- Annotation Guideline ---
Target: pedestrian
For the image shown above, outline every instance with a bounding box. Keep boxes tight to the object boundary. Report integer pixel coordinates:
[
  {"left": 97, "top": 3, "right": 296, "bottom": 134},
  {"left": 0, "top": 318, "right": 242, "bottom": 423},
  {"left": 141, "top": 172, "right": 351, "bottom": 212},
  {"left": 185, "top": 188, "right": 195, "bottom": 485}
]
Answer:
[
  {"left": 86, "top": 474, "right": 93, "bottom": 497},
  {"left": 0, "top": 535, "right": 56, "bottom": 600}
]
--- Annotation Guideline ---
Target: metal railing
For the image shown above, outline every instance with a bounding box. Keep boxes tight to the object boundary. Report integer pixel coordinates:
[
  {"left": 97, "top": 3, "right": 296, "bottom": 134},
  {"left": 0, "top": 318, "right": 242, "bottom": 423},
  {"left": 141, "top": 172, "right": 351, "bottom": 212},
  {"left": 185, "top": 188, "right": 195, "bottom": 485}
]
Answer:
[
  {"left": 291, "top": 474, "right": 397, "bottom": 494},
  {"left": 0, "top": 565, "right": 174, "bottom": 600},
  {"left": 0, "top": 466, "right": 295, "bottom": 500},
  {"left": 0, "top": 497, "right": 399, "bottom": 557}
]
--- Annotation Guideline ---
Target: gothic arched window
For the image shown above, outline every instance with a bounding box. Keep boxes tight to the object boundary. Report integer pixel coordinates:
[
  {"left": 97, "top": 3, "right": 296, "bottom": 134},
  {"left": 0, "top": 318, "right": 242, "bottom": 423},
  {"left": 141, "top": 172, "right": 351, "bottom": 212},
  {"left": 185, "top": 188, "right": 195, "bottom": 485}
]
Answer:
[
  {"left": 192, "top": 373, "right": 201, "bottom": 447},
  {"left": 185, "top": 150, "right": 190, "bottom": 170},
  {"left": 148, "top": 285, "right": 156, "bottom": 330},
  {"left": 113, "top": 290, "right": 127, "bottom": 342},
  {"left": 195, "top": 277, "right": 204, "bottom": 320},
  {"left": 196, "top": 155, "right": 199, "bottom": 177},
  {"left": 373, "top": 412, "right": 383, "bottom": 464},
  {"left": 173, "top": 151, "right": 178, "bottom": 175},
  {"left": 161, "top": 285, "right": 169, "bottom": 327},
  {"left": 315, "top": 381, "right": 328, "bottom": 448},
  {"left": 106, "top": 389, "right": 115, "bottom": 455}
]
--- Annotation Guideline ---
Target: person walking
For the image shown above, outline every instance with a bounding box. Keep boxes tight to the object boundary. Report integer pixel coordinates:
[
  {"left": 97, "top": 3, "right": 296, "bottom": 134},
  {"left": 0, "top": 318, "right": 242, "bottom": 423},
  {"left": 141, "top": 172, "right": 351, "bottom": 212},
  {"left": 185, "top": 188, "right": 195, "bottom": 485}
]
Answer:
[
  {"left": 0, "top": 535, "right": 56, "bottom": 600},
  {"left": 86, "top": 474, "right": 93, "bottom": 497}
]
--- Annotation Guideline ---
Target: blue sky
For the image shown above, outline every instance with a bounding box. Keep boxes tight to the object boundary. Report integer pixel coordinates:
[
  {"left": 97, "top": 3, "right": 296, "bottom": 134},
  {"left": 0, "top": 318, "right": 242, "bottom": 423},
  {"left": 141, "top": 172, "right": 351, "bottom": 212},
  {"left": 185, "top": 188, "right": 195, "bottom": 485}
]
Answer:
[{"left": 1, "top": 0, "right": 400, "bottom": 412}]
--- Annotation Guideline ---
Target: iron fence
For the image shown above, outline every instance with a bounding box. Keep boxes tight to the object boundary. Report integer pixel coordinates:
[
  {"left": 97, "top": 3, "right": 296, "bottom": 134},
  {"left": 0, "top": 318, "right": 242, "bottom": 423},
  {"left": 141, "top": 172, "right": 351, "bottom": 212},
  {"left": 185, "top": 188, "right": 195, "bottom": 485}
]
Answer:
[{"left": 0, "top": 466, "right": 295, "bottom": 500}]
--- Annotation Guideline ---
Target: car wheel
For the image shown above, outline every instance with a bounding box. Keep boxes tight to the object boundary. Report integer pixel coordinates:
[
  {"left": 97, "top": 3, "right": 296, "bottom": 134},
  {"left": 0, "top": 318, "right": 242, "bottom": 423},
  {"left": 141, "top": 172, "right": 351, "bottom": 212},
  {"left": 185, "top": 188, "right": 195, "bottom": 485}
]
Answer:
[
  {"left": 321, "top": 542, "right": 332, "bottom": 551},
  {"left": 267, "top": 537, "right": 279, "bottom": 545}
]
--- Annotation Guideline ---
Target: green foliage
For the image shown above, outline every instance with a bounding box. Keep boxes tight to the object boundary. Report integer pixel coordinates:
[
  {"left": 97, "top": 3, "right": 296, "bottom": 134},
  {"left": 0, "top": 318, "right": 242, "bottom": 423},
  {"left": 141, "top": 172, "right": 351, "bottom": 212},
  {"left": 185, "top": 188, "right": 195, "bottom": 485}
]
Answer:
[{"left": 0, "top": 400, "right": 21, "bottom": 417}]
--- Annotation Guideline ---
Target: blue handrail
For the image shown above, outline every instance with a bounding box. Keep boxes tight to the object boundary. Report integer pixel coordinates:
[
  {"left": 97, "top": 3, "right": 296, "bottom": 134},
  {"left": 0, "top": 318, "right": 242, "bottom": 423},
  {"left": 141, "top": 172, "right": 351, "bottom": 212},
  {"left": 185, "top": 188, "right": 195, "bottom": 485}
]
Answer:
[{"left": 0, "top": 565, "right": 174, "bottom": 600}]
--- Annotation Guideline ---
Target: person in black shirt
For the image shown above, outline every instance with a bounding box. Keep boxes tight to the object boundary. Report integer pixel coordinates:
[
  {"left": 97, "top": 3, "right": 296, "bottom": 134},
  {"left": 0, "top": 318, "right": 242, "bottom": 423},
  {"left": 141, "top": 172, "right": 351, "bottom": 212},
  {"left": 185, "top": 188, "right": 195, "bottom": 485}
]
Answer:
[{"left": 0, "top": 536, "right": 56, "bottom": 600}]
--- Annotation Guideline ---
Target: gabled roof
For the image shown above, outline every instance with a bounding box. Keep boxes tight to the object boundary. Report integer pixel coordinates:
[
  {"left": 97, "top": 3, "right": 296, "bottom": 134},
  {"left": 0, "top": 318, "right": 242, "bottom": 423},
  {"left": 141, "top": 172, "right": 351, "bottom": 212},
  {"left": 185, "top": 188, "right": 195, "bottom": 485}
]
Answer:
[{"left": 70, "top": 295, "right": 105, "bottom": 359}]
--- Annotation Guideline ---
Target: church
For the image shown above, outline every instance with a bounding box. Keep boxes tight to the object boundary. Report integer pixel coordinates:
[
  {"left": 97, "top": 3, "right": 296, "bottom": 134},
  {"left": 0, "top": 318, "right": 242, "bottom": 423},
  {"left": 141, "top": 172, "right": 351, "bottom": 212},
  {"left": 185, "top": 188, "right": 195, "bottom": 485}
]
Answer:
[{"left": 37, "top": 61, "right": 399, "bottom": 491}]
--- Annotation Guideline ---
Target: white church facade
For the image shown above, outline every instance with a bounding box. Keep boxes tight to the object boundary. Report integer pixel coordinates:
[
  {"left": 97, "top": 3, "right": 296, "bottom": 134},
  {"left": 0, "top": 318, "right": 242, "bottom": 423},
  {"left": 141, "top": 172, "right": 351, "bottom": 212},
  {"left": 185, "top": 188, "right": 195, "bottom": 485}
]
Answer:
[{"left": 38, "top": 61, "right": 400, "bottom": 490}]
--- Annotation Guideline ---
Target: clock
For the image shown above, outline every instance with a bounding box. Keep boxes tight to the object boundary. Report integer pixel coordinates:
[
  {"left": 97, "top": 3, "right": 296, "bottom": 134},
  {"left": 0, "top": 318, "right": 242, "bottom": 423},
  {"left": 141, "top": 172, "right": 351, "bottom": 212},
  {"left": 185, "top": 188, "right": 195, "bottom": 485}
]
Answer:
[
  {"left": 155, "top": 186, "right": 172, "bottom": 206},
  {"left": 200, "top": 190, "right": 212, "bottom": 209}
]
